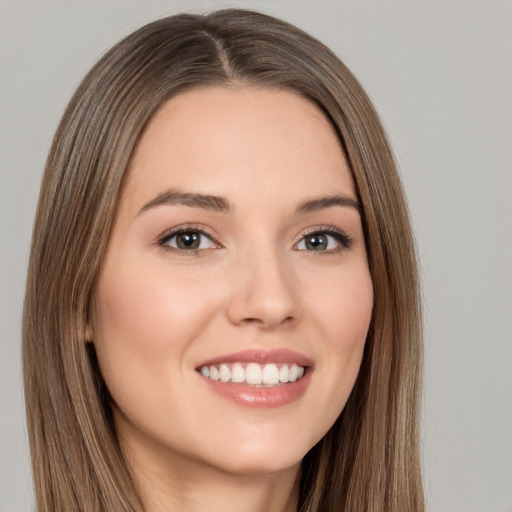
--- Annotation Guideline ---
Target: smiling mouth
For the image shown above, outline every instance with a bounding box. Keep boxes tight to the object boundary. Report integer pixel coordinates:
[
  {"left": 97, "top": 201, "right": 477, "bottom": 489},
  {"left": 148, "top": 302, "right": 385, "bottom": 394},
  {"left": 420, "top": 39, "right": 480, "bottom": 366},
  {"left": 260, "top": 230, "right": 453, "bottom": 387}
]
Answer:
[{"left": 198, "top": 362, "right": 306, "bottom": 387}]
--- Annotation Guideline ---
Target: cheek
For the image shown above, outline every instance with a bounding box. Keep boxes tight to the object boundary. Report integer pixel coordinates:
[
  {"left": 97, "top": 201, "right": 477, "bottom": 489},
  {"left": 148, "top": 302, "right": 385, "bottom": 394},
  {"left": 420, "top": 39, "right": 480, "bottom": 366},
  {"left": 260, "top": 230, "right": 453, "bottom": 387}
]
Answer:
[
  {"left": 94, "top": 258, "right": 219, "bottom": 350},
  {"left": 305, "top": 267, "right": 373, "bottom": 432},
  {"left": 329, "top": 271, "right": 373, "bottom": 373},
  {"left": 309, "top": 264, "right": 373, "bottom": 350},
  {"left": 330, "top": 276, "right": 373, "bottom": 347},
  {"left": 90, "top": 258, "right": 222, "bottom": 404}
]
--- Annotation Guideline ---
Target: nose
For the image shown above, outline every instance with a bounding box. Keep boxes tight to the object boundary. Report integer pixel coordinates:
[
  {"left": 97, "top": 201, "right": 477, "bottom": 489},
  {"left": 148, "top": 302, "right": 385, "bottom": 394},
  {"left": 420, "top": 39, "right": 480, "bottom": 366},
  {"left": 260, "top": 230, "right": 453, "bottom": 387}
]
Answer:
[{"left": 225, "top": 247, "right": 300, "bottom": 329}]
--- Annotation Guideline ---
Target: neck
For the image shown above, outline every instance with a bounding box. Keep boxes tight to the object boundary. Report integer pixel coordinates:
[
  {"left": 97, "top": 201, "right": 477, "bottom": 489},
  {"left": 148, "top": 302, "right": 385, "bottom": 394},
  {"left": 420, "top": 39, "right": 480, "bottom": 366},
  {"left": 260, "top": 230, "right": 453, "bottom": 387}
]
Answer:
[{"left": 141, "top": 464, "right": 300, "bottom": 512}]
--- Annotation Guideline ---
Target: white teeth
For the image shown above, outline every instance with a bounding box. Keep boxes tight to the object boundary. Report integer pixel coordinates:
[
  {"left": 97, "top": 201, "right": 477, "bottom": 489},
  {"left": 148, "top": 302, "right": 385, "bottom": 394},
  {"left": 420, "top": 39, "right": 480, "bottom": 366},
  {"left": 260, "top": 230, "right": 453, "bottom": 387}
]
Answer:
[
  {"left": 279, "top": 365, "right": 289, "bottom": 383},
  {"left": 245, "top": 363, "right": 263, "bottom": 385},
  {"left": 200, "top": 362, "right": 306, "bottom": 386},
  {"left": 231, "top": 363, "right": 245, "bottom": 383},
  {"left": 262, "top": 363, "right": 279, "bottom": 385},
  {"left": 209, "top": 366, "right": 220, "bottom": 381},
  {"left": 219, "top": 364, "right": 230, "bottom": 382},
  {"left": 288, "top": 364, "right": 299, "bottom": 382}
]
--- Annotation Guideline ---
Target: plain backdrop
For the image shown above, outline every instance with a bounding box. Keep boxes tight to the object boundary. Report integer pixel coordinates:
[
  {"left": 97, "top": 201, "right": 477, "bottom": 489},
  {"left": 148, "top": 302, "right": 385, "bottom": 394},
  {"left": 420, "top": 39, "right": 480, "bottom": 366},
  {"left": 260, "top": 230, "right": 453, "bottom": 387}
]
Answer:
[{"left": 1, "top": 1, "right": 511, "bottom": 511}]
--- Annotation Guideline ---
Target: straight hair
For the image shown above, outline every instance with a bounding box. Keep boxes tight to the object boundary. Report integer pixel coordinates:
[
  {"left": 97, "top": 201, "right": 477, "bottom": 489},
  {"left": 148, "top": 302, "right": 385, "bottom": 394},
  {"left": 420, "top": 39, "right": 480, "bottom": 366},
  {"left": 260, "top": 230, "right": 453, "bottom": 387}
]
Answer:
[{"left": 23, "top": 9, "right": 424, "bottom": 511}]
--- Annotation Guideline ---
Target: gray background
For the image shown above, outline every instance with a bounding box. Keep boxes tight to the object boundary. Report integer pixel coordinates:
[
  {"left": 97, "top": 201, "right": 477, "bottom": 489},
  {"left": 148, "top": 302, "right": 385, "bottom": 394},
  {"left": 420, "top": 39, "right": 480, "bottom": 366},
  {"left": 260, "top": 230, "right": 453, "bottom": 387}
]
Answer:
[{"left": 1, "top": 1, "right": 511, "bottom": 511}]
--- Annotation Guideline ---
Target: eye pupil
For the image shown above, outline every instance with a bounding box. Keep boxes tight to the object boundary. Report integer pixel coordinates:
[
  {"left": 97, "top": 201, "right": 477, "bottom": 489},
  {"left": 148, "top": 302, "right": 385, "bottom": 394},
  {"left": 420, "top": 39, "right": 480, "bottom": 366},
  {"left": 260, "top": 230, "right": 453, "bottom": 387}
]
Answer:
[
  {"left": 177, "top": 232, "right": 200, "bottom": 250},
  {"left": 305, "top": 234, "right": 328, "bottom": 250}
]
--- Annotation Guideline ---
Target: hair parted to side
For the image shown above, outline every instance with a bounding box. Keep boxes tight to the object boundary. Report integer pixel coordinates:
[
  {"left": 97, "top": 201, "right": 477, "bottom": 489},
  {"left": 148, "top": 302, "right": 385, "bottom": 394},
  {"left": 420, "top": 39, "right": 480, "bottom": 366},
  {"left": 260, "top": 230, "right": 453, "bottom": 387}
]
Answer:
[{"left": 23, "top": 9, "right": 424, "bottom": 512}]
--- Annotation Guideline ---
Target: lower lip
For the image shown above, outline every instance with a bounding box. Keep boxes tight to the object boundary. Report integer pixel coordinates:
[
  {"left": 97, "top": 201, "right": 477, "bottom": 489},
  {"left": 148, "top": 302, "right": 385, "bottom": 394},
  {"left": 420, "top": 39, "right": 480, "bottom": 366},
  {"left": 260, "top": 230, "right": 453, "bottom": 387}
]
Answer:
[{"left": 201, "top": 370, "right": 312, "bottom": 408}]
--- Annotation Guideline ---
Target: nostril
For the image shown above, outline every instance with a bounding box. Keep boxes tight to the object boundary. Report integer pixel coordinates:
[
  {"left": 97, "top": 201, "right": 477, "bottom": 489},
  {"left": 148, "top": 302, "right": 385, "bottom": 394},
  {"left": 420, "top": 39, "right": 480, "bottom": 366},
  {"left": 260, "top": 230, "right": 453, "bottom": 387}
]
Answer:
[
  {"left": 281, "top": 316, "right": 296, "bottom": 327},
  {"left": 239, "top": 315, "right": 296, "bottom": 328},
  {"left": 225, "top": 272, "right": 300, "bottom": 328},
  {"left": 240, "top": 317, "right": 269, "bottom": 327}
]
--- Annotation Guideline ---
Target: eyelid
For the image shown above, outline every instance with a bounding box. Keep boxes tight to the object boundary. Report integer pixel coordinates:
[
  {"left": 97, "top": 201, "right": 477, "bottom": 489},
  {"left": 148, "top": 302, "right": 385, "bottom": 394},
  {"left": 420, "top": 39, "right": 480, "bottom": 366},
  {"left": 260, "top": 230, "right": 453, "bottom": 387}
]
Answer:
[
  {"left": 154, "top": 223, "right": 352, "bottom": 255},
  {"left": 156, "top": 224, "right": 222, "bottom": 254},
  {"left": 294, "top": 225, "right": 353, "bottom": 252}
]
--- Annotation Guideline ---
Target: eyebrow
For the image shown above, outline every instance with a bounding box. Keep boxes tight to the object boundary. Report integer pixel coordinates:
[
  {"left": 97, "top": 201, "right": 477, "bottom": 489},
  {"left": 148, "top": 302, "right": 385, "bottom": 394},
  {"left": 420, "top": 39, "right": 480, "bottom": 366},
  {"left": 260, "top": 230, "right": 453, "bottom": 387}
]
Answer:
[
  {"left": 137, "top": 189, "right": 361, "bottom": 216},
  {"left": 296, "top": 195, "right": 362, "bottom": 215},
  {"left": 138, "top": 189, "right": 231, "bottom": 215}
]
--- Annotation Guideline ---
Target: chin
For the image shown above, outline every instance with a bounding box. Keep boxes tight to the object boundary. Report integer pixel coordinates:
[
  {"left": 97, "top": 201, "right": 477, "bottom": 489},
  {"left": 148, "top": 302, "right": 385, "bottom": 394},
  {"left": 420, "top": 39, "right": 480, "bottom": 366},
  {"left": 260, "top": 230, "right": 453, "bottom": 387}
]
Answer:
[
  {"left": 201, "top": 432, "right": 311, "bottom": 476},
  {"left": 214, "top": 453, "right": 302, "bottom": 477}
]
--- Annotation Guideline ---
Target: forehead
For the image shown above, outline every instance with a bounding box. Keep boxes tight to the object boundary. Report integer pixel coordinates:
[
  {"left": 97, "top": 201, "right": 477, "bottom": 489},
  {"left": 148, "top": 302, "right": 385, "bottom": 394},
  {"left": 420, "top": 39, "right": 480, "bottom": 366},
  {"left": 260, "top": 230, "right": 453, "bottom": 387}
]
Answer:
[{"left": 122, "top": 86, "right": 355, "bottom": 214}]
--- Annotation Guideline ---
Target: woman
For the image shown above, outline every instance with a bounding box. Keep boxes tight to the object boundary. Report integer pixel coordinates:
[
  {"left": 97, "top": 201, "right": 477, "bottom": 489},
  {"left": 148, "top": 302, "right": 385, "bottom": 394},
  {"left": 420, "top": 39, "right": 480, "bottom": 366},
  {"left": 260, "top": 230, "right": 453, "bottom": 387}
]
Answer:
[{"left": 23, "top": 9, "right": 424, "bottom": 512}]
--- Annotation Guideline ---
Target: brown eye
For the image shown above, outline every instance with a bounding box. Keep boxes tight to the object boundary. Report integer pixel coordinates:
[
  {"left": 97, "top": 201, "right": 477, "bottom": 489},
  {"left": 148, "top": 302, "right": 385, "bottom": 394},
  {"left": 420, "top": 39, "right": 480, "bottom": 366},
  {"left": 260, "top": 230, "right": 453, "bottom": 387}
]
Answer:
[
  {"left": 176, "top": 232, "right": 201, "bottom": 250},
  {"left": 304, "top": 234, "right": 328, "bottom": 251},
  {"left": 160, "top": 230, "right": 217, "bottom": 251}
]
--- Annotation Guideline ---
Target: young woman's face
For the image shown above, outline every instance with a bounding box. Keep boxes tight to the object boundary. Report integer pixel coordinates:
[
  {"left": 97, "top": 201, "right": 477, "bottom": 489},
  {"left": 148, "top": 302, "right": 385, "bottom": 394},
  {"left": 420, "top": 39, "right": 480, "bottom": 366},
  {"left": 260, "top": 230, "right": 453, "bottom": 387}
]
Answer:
[{"left": 92, "top": 87, "right": 373, "bottom": 477}]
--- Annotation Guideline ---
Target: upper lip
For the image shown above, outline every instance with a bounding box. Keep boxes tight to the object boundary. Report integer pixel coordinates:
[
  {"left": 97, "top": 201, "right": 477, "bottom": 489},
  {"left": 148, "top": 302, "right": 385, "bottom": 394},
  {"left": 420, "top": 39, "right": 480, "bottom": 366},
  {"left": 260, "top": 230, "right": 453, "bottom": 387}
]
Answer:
[{"left": 197, "top": 348, "right": 314, "bottom": 368}]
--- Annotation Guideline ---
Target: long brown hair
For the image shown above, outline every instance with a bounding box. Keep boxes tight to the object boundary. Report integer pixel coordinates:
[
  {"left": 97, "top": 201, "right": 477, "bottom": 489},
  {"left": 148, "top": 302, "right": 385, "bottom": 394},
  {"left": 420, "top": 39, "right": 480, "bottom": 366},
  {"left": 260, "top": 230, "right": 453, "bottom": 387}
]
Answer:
[{"left": 23, "top": 9, "right": 424, "bottom": 511}]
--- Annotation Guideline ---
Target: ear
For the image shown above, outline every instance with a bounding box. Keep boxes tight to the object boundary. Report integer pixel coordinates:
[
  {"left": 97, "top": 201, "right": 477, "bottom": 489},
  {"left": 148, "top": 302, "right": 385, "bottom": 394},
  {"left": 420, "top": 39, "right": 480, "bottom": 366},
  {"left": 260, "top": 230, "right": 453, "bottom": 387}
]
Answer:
[
  {"left": 84, "top": 323, "right": 93, "bottom": 343},
  {"left": 84, "top": 302, "right": 95, "bottom": 342}
]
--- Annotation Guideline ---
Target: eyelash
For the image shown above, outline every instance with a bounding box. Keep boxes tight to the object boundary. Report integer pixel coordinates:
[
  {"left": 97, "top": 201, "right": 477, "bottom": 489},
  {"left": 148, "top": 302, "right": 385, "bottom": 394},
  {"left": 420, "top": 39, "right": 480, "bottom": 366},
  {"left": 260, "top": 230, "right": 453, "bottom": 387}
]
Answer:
[
  {"left": 297, "top": 226, "right": 353, "bottom": 253},
  {"left": 156, "top": 225, "right": 353, "bottom": 255},
  {"left": 157, "top": 225, "right": 220, "bottom": 256}
]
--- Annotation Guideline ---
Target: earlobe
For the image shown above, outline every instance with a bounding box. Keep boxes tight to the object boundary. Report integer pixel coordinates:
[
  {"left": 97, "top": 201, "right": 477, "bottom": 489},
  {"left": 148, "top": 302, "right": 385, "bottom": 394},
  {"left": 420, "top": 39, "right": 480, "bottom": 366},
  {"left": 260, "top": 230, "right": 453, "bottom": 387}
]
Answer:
[
  {"left": 84, "top": 324, "right": 93, "bottom": 343},
  {"left": 85, "top": 301, "right": 97, "bottom": 342}
]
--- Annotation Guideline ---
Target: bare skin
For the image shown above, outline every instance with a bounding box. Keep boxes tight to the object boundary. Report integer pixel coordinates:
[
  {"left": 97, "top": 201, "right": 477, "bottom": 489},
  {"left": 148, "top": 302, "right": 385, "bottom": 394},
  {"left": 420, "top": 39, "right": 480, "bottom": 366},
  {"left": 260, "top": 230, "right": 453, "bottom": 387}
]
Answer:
[
  {"left": 122, "top": 429, "right": 300, "bottom": 512},
  {"left": 92, "top": 87, "right": 373, "bottom": 512}
]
